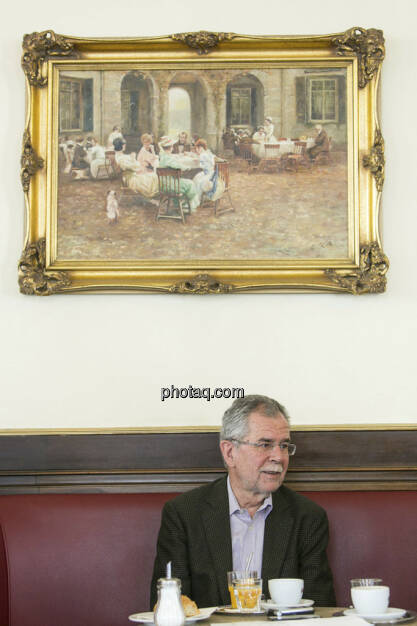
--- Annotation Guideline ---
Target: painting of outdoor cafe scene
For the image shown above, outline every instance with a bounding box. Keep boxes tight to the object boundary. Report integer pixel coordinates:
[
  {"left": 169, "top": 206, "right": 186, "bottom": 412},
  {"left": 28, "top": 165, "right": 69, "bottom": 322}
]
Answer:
[{"left": 56, "top": 66, "right": 349, "bottom": 261}]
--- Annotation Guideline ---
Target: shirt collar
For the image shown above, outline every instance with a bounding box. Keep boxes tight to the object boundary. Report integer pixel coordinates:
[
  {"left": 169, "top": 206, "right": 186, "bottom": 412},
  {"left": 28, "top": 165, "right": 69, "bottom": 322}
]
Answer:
[{"left": 227, "top": 475, "right": 273, "bottom": 515}]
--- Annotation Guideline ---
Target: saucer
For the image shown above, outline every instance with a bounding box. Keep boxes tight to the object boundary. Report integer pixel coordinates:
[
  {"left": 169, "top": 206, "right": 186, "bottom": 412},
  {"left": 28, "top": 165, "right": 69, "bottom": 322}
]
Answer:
[
  {"left": 215, "top": 607, "right": 266, "bottom": 615},
  {"left": 129, "top": 607, "right": 218, "bottom": 623},
  {"left": 343, "top": 608, "right": 407, "bottom": 621},
  {"left": 261, "top": 599, "right": 314, "bottom": 610}
]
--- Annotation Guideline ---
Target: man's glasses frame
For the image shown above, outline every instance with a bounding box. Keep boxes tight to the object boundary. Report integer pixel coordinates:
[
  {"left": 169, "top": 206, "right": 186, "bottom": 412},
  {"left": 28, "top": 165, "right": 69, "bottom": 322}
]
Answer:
[{"left": 228, "top": 439, "right": 296, "bottom": 456}]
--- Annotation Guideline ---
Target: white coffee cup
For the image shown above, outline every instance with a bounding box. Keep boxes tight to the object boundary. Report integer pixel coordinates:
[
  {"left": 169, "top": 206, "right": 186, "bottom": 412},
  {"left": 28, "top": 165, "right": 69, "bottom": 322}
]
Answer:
[
  {"left": 351, "top": 585, "right": 390, "bottom": 614},
  {"left": 268, "top": 578, "right": 304, "bottom": 606}
]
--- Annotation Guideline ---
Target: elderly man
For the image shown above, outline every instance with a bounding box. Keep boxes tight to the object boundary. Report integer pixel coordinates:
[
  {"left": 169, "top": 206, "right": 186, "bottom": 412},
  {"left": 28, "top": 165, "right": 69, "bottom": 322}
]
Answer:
[
  {"left": 150, "top": 395, "right": 336, "bottom": 608},
  {"left": 307, "top": 124, "right": 330, "bottom": 162}
]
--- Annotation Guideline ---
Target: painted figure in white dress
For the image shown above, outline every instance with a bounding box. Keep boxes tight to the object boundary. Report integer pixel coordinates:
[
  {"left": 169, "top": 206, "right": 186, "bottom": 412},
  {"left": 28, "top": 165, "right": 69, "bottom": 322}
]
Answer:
[
  {"left": 136, "top": 134, "right": 159, "bottom": 174},
  {"left": 264, "top": 117, "right": 278, "bottom": 143},
  {"left": 86, "top": 138, "right": 106, "bottom": 179},
  {"left": 107, "top": 125, "right": 125, "bottom": 150},
  {"left": 193, "top": 139, "right": 225, "bottom": 206},
  {"left": 114, "top": 137, "right": 159, "bottom": 200},
  {"left": 252, "top": 126, "right": 266, "bottom": 159}
]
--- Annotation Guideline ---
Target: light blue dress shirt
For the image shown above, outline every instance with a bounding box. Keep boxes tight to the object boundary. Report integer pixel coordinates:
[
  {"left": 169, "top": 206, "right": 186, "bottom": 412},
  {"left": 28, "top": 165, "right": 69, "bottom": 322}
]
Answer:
[{"left": 227, "top": 476, "right": 273, "bottom": 577}]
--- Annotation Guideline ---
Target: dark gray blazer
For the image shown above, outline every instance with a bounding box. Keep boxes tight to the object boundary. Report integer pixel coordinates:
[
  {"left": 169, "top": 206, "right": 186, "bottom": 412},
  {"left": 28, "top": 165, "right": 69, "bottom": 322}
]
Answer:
[{"left": 150, "top": 477, "right": 336, "bottom": 608}]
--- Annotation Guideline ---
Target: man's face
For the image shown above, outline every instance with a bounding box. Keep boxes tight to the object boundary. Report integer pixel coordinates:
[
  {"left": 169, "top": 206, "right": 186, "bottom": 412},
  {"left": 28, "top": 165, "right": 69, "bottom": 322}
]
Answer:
[
  {"left": 222, "top": 412, "right": 291, "bottom": 498},
  {"left": 179, "top": 133, "right": 187, "bottom": 143}
]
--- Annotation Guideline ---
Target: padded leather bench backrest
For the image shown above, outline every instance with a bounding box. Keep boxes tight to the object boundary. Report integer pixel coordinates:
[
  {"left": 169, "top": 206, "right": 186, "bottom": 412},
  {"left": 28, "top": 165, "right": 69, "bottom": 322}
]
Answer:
[
  {"left": 303, "top": 491, "right": 417, "bottom": 610},
  {"left": 0, "top": 490, "right": 416, "bottom": 626},
  {"left": 0, "top": 493, "right": 170, "bottom": 626},
  {"left": 0, "top": 524, "right": 9, "bottom": 626}
]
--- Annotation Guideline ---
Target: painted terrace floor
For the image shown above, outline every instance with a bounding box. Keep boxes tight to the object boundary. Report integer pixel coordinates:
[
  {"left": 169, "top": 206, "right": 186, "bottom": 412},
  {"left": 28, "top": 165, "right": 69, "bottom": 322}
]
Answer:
[{"left": 57, "top": 152, "right": 348, "bottom": 261}]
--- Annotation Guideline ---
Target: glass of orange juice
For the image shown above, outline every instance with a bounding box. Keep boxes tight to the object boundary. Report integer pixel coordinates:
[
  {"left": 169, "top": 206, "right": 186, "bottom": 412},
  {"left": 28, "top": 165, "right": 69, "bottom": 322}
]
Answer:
[
  {"left": 233, "top": 577, "right": 262, "bottom": 612},
  {"left": 227, "top": 571, "right": 258, "bottom": 609}
]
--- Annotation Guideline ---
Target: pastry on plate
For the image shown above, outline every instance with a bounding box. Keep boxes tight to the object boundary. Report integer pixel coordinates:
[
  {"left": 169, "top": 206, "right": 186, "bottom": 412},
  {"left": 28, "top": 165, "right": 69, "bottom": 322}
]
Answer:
[
  {"left": 181, "top": 595, "right": 200, "bottom": 617},
  {"left": 153, "top": 594, "right": 200, "bottom": 618}
]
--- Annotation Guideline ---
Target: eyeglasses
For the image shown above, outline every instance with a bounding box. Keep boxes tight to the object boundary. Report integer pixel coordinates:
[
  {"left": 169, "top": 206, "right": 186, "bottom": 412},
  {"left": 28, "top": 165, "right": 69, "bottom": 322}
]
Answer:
[{"left": 229, "top": 439, "right": 296, "bottom": 456}]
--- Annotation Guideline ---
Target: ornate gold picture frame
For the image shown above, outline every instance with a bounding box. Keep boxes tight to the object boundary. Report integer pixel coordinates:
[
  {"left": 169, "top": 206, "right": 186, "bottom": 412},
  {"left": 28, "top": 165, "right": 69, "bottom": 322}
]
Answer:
[{"left": 19, "top": 28, "right": 387, "bottom": 295}]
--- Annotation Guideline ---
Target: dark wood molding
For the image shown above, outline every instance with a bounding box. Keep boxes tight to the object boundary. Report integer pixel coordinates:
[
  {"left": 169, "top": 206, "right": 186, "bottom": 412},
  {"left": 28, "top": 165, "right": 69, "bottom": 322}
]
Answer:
[{"left": 0, "top": 429, "right": 416, "bottom": 494}]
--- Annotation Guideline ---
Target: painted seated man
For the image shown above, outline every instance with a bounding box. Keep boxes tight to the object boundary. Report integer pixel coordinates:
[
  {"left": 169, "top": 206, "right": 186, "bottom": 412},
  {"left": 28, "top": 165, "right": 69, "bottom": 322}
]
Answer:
[
  {"left": 172, "top": 131, "right": 192, "bottom": 154},
  {"left": 71, "top": 137, "right": 90, "bottom": 179},
  {"left": 150, "top": 394, "right": 336, "bottom": 608},
  {"left": 307, "top": 124, "right": 330, "bottom": 162}
]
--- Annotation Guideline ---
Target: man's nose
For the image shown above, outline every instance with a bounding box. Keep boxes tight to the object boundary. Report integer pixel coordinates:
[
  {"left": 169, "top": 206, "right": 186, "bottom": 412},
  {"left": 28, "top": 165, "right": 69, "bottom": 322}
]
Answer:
[{"left": 268, "top": 444, "right": 284, "bottom": 463}]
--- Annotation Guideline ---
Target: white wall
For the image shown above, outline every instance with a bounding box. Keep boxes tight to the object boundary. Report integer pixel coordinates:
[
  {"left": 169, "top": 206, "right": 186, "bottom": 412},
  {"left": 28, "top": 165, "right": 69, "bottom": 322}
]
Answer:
[{"left": 1, "top": 0, "right": 416, "bottom": 430}]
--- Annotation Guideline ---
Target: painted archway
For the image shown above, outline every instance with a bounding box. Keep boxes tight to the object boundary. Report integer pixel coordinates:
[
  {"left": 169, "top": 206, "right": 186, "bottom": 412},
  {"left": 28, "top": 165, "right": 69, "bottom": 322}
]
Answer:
[
  {"left": 168, "top": 87, "right": 192, "bottom": 138},
  {"left": 120, "top": 71, "right": 154, "bottom": 152},
  {"left": 168, "top": 72, "right": 209, "bottom": 143}
]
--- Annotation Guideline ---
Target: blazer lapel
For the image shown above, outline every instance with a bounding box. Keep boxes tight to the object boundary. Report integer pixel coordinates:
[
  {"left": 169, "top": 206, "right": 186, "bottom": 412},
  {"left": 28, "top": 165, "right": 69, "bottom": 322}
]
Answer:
[
  {"left": 201, "top": 477, "right": 233, "bottom": 606},
  {"left": 262, "top": 488, "right": 294, "bottom": 585},
  {"left": 199, "top": 479, "right": 295, "bottom": 603}
]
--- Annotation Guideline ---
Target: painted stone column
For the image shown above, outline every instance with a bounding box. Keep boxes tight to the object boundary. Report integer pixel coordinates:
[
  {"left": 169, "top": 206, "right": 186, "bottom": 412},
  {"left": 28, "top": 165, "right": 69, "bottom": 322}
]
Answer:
[
  {"left": 154, "top": 72, "right": 172, "bottom": 138},
  {"left": 150, "top": 94, "right": 159, "bottom": 141},
  {"left": 102, "top": 71, "right": 124, "bottom": 145},
  {"left": 206, "top": 72, "right": 230, "bottom": 153}
]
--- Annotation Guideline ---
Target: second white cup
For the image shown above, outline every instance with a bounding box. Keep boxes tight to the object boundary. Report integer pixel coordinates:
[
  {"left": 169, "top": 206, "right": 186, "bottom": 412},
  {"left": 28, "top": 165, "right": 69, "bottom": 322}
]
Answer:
[
  {"left": 268, "top": 578, "right": 304, "bottom": 606},
  {"left": 351, "top": 585, "right": 390, "bottom": 615}
]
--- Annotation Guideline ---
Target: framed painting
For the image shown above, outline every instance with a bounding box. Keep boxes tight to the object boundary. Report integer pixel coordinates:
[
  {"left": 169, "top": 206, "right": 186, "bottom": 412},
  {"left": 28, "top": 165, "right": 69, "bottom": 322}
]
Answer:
[{"left": 19, "top": 28, "right": 388, "bottom": 295}]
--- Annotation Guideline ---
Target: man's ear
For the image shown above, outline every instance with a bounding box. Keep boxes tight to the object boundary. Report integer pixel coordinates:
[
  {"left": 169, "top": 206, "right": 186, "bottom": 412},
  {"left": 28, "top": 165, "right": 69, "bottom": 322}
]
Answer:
[{"left": 220, "top": 440, "right": 236, "bottom": 469}]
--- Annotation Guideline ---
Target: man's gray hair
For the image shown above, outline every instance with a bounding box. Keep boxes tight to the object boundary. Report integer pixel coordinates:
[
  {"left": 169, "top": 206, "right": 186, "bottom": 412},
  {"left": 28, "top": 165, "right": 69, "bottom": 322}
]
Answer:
[{"left": 220, "top": 394, "right": 290, "bottom": 442}]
